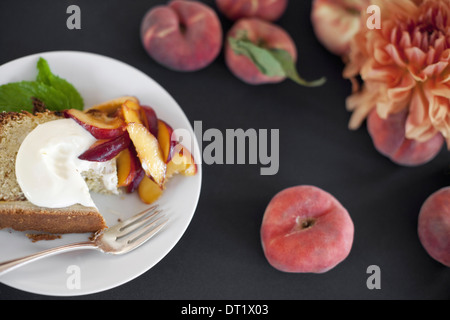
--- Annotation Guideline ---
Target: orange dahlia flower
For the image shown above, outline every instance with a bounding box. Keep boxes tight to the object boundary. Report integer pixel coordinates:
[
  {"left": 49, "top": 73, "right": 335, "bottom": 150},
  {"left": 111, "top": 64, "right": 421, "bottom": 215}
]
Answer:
[{"left": 344, "top": 0, "right": 450, "bottom": 148}]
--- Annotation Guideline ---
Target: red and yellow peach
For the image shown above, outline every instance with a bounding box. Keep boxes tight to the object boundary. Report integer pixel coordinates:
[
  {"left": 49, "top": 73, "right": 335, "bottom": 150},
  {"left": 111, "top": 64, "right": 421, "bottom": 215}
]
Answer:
[
  {"left": 261, "top": 185, "right": 354, "bottom": 273},
  {"left": 225, "top": 18, "right": 297, "bottom": 84},
  {"left": 311, "top": 0, "right": 368, "bottom": 56},
  {"left": 140, "top": 0, "right": 223, "bottom": 71},
  {"left": 216, "top": 0, "right": 288, "bottom": 21},
  {"left": 418, "top": 187, "right": 450, "bottom": 267},
  {"left": 367, "top": 109, "right": 444, "bottom": 166}
]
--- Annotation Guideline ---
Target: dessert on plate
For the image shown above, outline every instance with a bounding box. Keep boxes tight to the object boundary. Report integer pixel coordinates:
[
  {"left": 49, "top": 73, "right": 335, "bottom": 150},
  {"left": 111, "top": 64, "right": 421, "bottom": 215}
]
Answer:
[{"left": 0, "top": 97, "right": 197, "bottom": 234}]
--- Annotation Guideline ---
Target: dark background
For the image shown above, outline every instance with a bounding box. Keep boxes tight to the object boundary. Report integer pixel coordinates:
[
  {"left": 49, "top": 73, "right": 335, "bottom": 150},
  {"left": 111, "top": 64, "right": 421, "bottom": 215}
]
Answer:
[{"left": 0, "top": 0, "right": 449, "bottom": 300}]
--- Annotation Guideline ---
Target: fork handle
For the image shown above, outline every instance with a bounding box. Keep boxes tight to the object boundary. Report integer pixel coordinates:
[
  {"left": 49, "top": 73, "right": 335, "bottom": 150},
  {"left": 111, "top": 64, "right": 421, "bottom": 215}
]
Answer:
[{"left": 0, "top": 241, "right": 98, "bottom": 277}]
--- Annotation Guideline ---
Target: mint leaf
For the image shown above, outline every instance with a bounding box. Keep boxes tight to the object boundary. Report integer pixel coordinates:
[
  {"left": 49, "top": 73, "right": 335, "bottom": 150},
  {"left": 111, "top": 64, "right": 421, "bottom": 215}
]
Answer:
[
  {"left": 0, "top": 82, "right": 37, "bottom": 111},
  {"left": 36, "top": 58, "right": 84, "bottom": 110},
  {"left": 0, "top": 57, "right": 84, "bottom": 112},
  {"left": 228, "top": 32, "right": 326, "bottom": 87},
  {"left": 0, "top": 81, "right": 70, "bottom": 112}
]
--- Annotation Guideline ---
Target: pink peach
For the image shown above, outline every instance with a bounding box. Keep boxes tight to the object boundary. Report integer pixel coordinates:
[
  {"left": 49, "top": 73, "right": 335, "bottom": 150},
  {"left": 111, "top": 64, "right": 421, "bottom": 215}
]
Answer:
[
  {"left": 216, "top": 0, "right": 288, "bottom": 21},
  {"left": 261, "top": 185, "right": 354, "bottom": 273},
  {"left": 140, "top": 0, "right": 222, "bottom": 71},
  {"left": 418, "top": 187, "right": 450, "bottom": 267},
  {"left": 311, "top": 0, "right": 368, "bottom": 56},
  {"left": 225, "top": 18, "right": 297, "bottom": 84},
  {"left": 367, "top": 109, "right": 444, "bottom": 166}
]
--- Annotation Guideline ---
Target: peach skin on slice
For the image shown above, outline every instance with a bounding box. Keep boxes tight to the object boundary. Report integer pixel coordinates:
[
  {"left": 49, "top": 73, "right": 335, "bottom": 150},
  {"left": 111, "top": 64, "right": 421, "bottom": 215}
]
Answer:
[
  {"left": 126, "top": 122, "right": 166, "bottom": 187},
  {"left": 64, "top": 109, "right": 126, "bottom": 139},
  {"left": 117, "top": 147, "right": 138, "bottom": 188},
  {"left": 78, "top": 132, "right": 131, "bottom": 162},
  {"left": 86, "top": 96, "right": 139, "bottom": 116},
  {"left": 166, "top": 143, "right": 197, "bottom": 179},
  {"left": 138, "top": 175, "right": 164, "bottom": 204},
  {"left": 157, "top": 119, "right": 177, "bottom": 163},
  {"left": 140, "top": 105, "right": 159, "bottom": 137},
  {"left": 127, "top": 165, "right": 145, "bottom": 193}
]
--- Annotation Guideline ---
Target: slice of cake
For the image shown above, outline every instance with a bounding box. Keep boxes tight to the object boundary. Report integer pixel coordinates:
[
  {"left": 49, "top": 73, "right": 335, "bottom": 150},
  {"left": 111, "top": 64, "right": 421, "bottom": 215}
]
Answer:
[
  {"left": 0, "top": 110, "right": 119, "bottom": 234},
  {"left": 0, "top": 97, "right": 199, "bottom": 235}
]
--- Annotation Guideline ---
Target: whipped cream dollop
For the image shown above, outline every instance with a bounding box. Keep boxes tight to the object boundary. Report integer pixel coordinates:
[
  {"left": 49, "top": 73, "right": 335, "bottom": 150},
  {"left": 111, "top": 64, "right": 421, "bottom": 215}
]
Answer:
[{"left": 15, "top": 118, "right": 116, "bottom": 209}]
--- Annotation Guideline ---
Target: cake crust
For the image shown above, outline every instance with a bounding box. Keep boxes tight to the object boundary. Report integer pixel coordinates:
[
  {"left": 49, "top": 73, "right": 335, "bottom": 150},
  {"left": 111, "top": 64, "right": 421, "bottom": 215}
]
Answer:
[{"left": 0, "top": 201, "right": 106, "bottom": 234}]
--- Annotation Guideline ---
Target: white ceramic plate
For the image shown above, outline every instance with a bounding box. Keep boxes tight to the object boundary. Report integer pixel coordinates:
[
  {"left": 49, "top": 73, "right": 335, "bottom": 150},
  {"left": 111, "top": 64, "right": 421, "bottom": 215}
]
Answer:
[{"left": 0, "top": 51, "right": 202, "bottom": 296}]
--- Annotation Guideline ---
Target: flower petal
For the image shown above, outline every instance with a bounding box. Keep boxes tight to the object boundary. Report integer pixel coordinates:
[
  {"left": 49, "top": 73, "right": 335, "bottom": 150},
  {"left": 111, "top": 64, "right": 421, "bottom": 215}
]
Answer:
[
  {"left": 405, "top": 47, "right": 428, "bottom": 81},
  {"left": 385, "top": 43, "right": 407, "bottom": 68},
  {"left": 422, "top": 61, "right": 449, "bottom": 78},
  {"left": 405, "top": 88, "right": 439, "bottom": 142},
  {"left": 428, "top": 94, "right": 450, "bottom": 146},
  {"left": 387, "top": 73, "right": 416, "bottom": 101},
  {"left": 346, "top": 83, "right": 379, "bottom": 129}
]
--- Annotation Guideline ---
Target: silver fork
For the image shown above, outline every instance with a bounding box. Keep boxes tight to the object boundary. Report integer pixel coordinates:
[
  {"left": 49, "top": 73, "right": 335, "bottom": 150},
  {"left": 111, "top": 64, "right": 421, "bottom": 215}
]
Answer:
[{"left": 0, "top": 205, "right": 168, "bottom": 277}]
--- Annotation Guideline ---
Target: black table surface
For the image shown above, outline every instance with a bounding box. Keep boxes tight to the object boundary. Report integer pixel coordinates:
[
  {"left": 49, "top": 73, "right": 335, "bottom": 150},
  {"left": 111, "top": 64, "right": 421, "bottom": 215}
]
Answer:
[{"left": 0, "top": 0, "right": 449, "bottom": 301}]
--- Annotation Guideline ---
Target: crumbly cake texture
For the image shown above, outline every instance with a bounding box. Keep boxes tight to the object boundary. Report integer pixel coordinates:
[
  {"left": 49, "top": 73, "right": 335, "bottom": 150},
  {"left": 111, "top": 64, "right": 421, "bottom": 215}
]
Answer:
[
  {"left": 0, "top": 111, "right": 61, "bottom": 201},
  {"left": 0, "top": 110, "right": 114, "bottom": 234}
]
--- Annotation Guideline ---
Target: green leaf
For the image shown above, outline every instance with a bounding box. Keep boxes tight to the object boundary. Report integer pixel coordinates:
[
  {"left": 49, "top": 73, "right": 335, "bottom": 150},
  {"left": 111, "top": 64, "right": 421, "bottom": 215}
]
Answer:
[
  {"left": 36, "top": 57, "right": 84, "bottom": 110},
  {"left": 228, "top": 32, "right": 326, "bottom": 87},
  {"left": 269, "top": 49, "right": 326, "bottom": 87},
  {"left": 0, "top": 57, "right": 84, "bottom": 113},
  {"left": 0, "top": 81, "right": 71, "bottom": 112}
]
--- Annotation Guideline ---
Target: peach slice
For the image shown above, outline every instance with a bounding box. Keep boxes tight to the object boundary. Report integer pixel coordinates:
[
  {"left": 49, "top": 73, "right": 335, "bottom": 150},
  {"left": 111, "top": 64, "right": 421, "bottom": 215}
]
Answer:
[
  {"left": 166, "top": 143, "right": 197, "bottom": 179},
  {"left": 126, "top": 122, "right": 166, "bottom": 187},
  {"left": 122, "top": 99, "right": 143, "bottom": 125},
  {"left": 119, "top": 145, "right": 146, "bottom": 193},
  {"left": 138, "top": 175, "right": 164, "bottom": 204},
  {"left": 64, "top": 109, "right": 126, "bottom": 139},
  {"left": 117, "top": 147, "right": 139, "bottom": 188},
  {"left": 78, "top": 132, "right": 131, "bottom": 162},
  {"left": 86, "top": 96, "right": 139, "bottom": 116},
  {"left": 140, "top": 105, "right": 159, "bottom": 137},
  {"left": 127, "top": 165, "right": 145, "bottom": 193},
  {"left": 157, "top": 119, "right": 177, "bottom": 163}
]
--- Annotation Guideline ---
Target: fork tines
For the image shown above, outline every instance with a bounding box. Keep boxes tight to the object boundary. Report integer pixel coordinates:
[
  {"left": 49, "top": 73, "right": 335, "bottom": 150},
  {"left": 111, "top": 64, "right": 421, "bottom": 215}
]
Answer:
[{"left": 117, "top": 205, "right": 168, "bottom": 246}]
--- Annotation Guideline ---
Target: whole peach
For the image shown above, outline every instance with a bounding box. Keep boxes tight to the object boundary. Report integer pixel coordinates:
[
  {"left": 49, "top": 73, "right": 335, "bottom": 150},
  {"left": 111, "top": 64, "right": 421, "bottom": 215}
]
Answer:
[
  {"left": 367, "top": 109, "right": 444, "bottom": 166},
  {"left": 418, "top": 187, "right": 450, "bottom": 267},
  {"left": 261, "top": 185, "right": 354, "bottom": 273},
  {"left": 225, "top": 18, "right": 297, "bottom": 84},
  {"left": 140, "top": 0, "right": 222, "bottom": 71},
  {"left": 311, "top": 0, "right": 368, "bottom": 56},
  {"left": 216, "top": 0, "right": 288, "bottom": 21}
]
